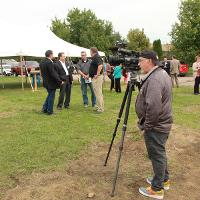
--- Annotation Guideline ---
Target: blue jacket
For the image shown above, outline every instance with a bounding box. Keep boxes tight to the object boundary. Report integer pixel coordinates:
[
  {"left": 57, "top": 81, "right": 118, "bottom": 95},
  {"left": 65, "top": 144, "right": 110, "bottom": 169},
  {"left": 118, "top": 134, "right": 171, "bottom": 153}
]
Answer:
[{"left": 114, "top": 66, "right": 122, "bottom": 79}]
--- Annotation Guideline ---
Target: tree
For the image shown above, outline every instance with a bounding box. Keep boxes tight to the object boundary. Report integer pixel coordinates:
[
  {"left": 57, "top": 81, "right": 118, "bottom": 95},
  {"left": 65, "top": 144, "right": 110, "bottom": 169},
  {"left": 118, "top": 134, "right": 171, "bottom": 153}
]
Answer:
[
  {"left": 153, "top": 39, "right": 163, "bottom": 59},
  {"left": 127, "top": 28, "right": 150, "bottom": 51},
  {"left": 170, "top": 0, "right": 200, "bottom": 65},
  {"left": 51, "top": 8, "right": 122, "bottom": 54},
  {"left": 51, "top": 17, "right": 70, "bottom": 42}
]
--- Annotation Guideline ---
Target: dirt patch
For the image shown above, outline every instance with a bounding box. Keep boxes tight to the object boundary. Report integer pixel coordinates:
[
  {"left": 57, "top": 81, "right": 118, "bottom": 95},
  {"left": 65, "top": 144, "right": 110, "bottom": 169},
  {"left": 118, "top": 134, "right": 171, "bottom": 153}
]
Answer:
[
  {"left": 0, "top": 112, "right": 15, "bottom": 118},
  {"left": 2, "top": 125, "right": 200, "bottom": 200}
]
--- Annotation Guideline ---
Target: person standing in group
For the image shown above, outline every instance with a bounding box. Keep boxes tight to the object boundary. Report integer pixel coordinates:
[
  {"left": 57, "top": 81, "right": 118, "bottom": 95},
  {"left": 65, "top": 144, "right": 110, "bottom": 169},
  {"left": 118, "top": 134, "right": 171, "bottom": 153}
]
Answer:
[
  {"left": 40, "top": 50, "right": 63, "bottom": 115},
  {"left": 103, "top": 62, "right": 107, "bottom": 82},
  {"left": 135, "top": 51, "right": 172, "bottom": 200},
  {"left": 55, "top": 52, "right": 73, "bottom": 110},
  {"left": 170, "top": 56, "right": 180, "bottom": 87},
  {"left": 162, "top": 57, "right": 171, "bottom": 75},
  {"left": 77, "top": 51, "right": 96, "bottom": 107},
  {"left": 114, "top": 63, "right": 122, "bottom": 93},
  {"left": 106, "top": 63, "right": 115, "bottom": 91},
  {"left": 89, "top": 47, "right": 104, "bottom": 113},
  {"left": 192, "top": 55, "right": 200, "bottom": 95},
  {"left": 122, "top": 68, "right": 128, "bottom": 84}
]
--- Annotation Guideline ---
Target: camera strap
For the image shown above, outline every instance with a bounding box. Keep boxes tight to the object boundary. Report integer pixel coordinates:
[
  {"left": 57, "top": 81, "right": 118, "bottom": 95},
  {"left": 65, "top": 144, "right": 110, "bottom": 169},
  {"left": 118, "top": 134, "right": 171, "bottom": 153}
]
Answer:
[{"left": 139, "top": 66, "right": 161, "bottom": 89}]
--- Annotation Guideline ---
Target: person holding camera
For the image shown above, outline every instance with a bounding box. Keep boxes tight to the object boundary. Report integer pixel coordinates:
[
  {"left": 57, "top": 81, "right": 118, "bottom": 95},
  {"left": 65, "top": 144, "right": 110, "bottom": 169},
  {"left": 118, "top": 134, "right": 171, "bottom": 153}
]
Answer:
[
  {"left": 135, "top": 51, "right": 173, "bottom": 200},
  {"left": 89, "top": 47, "right": 104, "bottom": 113},
  {"left": 40, "top": 50, "right": 64, "bottom": 115},
  {"left": 77, "top": 51, "right": 96, "bottom": 107}
]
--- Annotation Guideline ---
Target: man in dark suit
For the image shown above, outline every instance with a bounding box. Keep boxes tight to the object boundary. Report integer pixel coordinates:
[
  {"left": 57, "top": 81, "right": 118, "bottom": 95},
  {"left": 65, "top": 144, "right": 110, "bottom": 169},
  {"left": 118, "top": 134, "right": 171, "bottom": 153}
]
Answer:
[
  {"left": 40, "top": 50, "right": 63, "bottom": 115},
  {"left": 162, "top": 57, "right": 171, "bottom": 75},
  {"left": 56, "top": 52, "right": 73, "bottom": 109}
]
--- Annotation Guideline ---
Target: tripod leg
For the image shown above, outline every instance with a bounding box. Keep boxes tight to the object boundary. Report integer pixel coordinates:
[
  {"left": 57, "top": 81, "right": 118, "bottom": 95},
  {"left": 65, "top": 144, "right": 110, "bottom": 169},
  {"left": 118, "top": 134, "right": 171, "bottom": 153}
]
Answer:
[
  {"left": 111, "top": 83, "right": 133, "bottom": 197},
  {"left": 104, "top": 84, "right": 130, "bottom": 166}
]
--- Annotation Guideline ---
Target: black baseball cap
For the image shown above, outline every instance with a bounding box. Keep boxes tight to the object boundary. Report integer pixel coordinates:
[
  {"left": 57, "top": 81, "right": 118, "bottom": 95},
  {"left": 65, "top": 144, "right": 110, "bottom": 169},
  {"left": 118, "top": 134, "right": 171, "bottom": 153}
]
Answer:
[{"left": 140, "top": 50, "right": 158, "bottom": 61}]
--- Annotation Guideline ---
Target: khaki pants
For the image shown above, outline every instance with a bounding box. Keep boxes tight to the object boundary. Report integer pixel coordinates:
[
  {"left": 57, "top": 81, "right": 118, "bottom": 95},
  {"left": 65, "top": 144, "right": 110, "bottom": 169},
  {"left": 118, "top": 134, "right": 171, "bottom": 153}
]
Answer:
[
  {"left": 171, "top": 73, "right": 179, "bottom": 88},
  {"left": 92, "top": 75, "right": 104, "bottom": 112}
]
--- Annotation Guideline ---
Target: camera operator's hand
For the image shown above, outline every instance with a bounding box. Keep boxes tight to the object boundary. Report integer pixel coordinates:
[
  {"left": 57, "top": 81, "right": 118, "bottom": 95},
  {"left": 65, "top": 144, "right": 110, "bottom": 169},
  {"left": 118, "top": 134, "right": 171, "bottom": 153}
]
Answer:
[{"left": 61, "top": 81, "right": 65, "bottom": 85}]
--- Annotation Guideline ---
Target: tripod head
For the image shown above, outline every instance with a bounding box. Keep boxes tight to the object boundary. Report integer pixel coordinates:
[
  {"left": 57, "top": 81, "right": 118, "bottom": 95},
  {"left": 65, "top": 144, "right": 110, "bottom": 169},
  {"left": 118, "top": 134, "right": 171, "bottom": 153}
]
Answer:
[{"left": 127, "top": 71, "right": 141, "bottom": 90}]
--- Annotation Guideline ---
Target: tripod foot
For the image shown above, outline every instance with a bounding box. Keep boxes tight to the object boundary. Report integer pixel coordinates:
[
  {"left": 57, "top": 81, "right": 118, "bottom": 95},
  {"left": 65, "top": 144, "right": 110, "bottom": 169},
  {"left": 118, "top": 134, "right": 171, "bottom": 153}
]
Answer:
[{"left": 110, "top": 193, "right": 115, "bottom": 197}]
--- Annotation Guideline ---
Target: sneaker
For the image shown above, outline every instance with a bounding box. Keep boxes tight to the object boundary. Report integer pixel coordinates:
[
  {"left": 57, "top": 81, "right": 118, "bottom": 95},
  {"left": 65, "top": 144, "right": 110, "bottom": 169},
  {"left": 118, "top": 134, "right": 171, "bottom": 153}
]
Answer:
[
  {"left": 41, "top": 109, "right": 47, "bottom": 114},
  {"left": 47, "top": 112, "right": 55, "bottom": 115},
  {"left": 147, "top": 177, "right": 170, "bottom": 190},
  {"left": 93, "top": 105, "right": 98, "bottom": 111},
  {"left": 93, "top": 110, "right": 102, "bottom": 114},
  {"left": 84, "top": 104, "right": 88, "bottom": 108},
  {"left": 139, "top": 186, "right": 164, "bottom": 200},
  {"left": 57, "top": 107, "right": 62, "bottom": 110}
]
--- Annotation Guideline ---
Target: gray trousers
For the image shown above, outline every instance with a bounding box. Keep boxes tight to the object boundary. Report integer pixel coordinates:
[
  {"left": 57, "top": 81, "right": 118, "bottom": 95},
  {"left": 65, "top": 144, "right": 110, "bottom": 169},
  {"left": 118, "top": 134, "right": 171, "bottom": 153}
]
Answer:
[
  {"left": 57, "top": 81, "right": 71, "bottom": 108},
  {"left": 144, "top": 130, "right": 169, "bottom": 191}
]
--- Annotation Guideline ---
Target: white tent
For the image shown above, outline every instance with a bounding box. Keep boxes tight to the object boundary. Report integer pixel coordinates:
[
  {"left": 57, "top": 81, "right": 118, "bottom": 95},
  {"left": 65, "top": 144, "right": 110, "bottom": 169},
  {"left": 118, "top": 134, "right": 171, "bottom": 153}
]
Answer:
[
  {"left": 0, "top": 20, "right": 105, "bottom": 90},
  {"left": 0, "top": 20, "right": 105, "bottom": 57}
]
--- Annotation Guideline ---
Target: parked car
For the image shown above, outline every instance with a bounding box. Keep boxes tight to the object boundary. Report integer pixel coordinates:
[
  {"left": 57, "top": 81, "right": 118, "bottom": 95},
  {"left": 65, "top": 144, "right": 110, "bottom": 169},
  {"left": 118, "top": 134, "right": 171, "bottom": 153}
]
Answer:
[
  {"left": 0, "top": 64, "right": 12, "bottom": 76},
  {"left": 179, "top": 61, "right": 189, "bottom": 76},
  {"left": 11, "top": 61, "right": 39, "bottom": 76}
]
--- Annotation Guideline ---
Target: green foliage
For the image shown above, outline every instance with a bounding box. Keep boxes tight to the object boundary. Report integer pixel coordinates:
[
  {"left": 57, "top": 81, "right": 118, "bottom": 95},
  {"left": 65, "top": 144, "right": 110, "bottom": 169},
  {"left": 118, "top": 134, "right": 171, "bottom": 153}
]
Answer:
[
  {"left": 51, "top": 17, "right": 70, "bottom": 42},
  {"left": 127, "top": 28, "right": 150, "bottom": 51},
  {"left": 153, "top": 39, "right": 163, "bottom": 59},
  {"left": 170, "top": 0, "right": 200, "bottom": 65},
  {"left": 51, "top": 8, "right": 122, "bottom": 55}
]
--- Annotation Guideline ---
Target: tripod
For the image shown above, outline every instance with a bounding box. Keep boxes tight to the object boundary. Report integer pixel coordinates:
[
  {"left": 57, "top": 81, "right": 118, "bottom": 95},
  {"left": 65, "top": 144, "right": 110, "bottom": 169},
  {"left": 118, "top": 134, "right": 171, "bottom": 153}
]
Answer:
[{"left": 104, "top": 74, "right": 139, "bottom": 197}]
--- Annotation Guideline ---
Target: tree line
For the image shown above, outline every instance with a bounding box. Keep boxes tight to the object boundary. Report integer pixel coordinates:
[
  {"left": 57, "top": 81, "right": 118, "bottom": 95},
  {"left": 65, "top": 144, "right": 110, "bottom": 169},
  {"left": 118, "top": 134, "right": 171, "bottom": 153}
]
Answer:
[{"left": 51, "top": 0, "right": 200, "bottom": 64}]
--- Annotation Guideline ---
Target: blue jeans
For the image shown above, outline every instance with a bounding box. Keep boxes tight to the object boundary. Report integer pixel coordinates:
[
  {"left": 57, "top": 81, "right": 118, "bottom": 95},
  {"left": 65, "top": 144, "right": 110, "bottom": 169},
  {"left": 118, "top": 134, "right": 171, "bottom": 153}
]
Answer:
[
  {"left": 80, "top": 77, "right": 96, "bottom": 106},
  {"left": 42, "top": 88, "right": 56, "bottom": 114},
  {"left": 32, "top": 74, "right": 41, "bottom": 87}
]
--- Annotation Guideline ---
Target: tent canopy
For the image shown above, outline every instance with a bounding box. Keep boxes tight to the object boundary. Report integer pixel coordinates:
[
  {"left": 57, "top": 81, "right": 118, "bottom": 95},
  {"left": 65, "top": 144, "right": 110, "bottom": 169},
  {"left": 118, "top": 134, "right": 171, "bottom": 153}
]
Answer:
[{"left": 0, "top": 20, "right": 105, "bottom": 58}]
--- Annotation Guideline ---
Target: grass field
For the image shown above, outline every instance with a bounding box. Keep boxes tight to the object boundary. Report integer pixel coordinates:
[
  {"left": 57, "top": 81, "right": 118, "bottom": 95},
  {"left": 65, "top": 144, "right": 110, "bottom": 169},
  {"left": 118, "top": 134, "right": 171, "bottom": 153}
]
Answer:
[{"left": 0, "top": 76, "right": 200, "bottom": 195}]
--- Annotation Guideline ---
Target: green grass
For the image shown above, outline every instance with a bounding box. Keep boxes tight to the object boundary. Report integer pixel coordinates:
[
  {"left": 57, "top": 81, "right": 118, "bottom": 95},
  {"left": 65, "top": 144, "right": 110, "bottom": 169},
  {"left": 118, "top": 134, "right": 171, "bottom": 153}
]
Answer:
[{"left": 0, "top": 76, "right": 200, "bottom": 191}]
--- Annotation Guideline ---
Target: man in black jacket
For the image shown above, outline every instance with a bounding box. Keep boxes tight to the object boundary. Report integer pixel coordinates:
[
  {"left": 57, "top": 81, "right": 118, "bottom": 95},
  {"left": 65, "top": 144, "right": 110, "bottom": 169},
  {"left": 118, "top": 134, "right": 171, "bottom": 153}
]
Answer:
[
  {"left": 162, "top": 57, "right": 170, "bottom": 75},
  {"left": 40, "top": 50, "right": 63, "bottom": 115},
  {"left": 56, "top": 52, "right": 73, "bottom": 109}
]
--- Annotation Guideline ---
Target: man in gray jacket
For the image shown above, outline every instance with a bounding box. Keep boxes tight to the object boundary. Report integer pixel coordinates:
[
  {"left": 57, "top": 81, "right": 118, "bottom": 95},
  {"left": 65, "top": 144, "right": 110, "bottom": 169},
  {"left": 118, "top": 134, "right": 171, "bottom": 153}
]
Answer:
[
  {"left": 135, "top": 51, "right": 173, "bottom": 200},
  {"left": 77, "top": 51, "right": 96, "bottom": 107}
]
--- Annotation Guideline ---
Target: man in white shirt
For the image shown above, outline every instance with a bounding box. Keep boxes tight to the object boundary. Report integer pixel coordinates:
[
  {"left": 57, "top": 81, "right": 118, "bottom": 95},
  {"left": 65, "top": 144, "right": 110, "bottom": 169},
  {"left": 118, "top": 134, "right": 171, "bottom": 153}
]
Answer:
[{"left": 56, "top": 52, "right": 73, "bottom": 109}]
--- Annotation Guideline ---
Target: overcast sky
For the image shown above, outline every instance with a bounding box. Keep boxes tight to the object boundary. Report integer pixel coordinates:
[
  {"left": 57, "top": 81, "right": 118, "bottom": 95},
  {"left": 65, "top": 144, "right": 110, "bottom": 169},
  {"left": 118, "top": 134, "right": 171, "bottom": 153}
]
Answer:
[{"left": 0, "top": 0, "right": 181, "bottom": 43}]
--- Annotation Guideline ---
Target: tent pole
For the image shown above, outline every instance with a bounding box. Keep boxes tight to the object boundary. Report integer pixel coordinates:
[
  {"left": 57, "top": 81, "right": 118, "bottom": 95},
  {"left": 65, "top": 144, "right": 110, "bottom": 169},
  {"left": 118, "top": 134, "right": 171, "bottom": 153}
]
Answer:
[
  {"left": 20, "top": 56, "right": 24, "bottom": 90},
  {"left": 23, "top": 57, "right": 34, "bottom": 92},
  {"left": 1, "top": 58, "right": 4, "bottom": 89}
]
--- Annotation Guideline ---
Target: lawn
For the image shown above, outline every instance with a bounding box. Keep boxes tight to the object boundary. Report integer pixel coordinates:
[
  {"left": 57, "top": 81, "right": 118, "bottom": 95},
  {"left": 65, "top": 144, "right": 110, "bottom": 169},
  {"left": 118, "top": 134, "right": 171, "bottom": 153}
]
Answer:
[{"left": 0, "top": 76, "right": 199, "bottom": 193}]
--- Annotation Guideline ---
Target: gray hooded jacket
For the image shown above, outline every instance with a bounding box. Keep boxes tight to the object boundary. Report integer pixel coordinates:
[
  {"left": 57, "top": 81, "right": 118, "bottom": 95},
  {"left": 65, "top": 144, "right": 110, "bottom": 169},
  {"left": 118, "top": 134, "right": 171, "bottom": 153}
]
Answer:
[{"left": 135, "top": 67, "right": 173, "bottom": 133}]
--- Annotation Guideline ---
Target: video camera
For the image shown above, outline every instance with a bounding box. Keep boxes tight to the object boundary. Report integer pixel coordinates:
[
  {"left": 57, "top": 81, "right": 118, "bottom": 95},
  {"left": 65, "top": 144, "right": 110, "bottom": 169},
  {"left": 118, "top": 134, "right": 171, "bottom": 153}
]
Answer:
[{"left": 107, "top": 41, "right": 140, "bottom": 72}]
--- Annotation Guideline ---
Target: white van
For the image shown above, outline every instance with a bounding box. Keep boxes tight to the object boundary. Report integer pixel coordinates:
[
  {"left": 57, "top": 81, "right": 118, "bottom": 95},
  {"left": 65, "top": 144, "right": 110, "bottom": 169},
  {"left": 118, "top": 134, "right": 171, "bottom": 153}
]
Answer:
[{"left": 0, "top": 64, "right": 12, "bottom": 76}]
